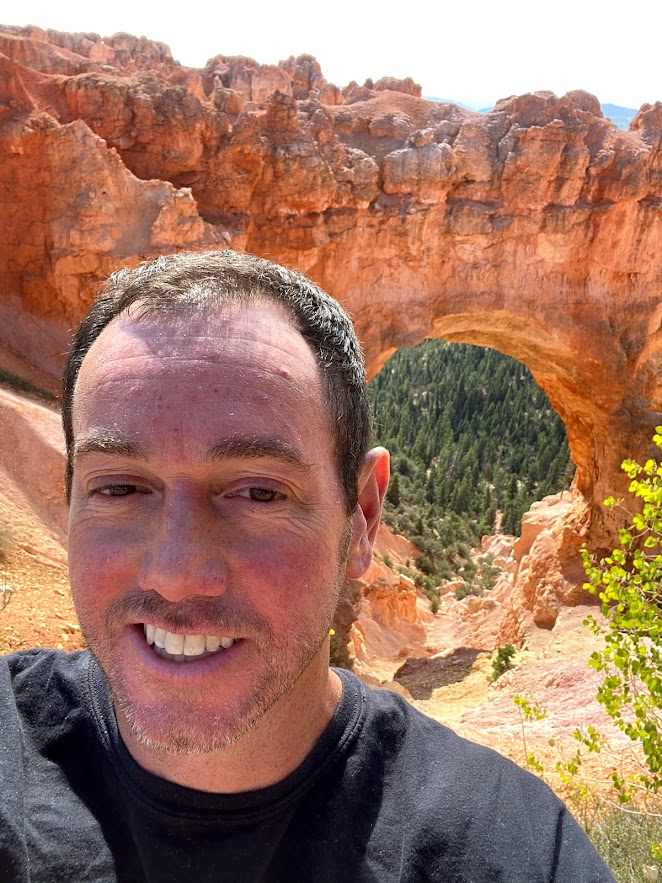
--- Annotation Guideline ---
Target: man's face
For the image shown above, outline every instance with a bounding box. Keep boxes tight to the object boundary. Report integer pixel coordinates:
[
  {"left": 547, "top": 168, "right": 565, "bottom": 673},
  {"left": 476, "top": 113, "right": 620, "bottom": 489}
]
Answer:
[{"left": 67, "top": 301, "right": 364, "bottom": 754}]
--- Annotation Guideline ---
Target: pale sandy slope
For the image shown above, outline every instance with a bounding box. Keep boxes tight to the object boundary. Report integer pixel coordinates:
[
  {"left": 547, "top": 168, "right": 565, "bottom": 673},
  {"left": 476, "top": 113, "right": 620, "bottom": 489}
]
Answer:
[
  {"left": 0, "top": 385, "right": 79, "bottom": 652},
  {"left": 0, "top": 385, "right": 68, "bottom": 565}
]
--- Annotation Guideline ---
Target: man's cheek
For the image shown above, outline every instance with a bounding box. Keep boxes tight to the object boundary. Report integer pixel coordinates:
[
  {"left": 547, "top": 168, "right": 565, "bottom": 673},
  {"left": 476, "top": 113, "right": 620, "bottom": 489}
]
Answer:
[
  {"left": 69, "top": 535, "right": 136, "bottom": 605},
  {"left": 239, "top": 548, "right": 328, "bottom": 598}
]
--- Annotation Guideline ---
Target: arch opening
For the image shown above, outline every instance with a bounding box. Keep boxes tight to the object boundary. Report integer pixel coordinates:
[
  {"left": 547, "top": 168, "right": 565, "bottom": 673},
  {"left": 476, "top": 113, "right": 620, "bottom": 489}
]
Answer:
[{"left": 369, "top": 339, "right": 575, "bottom": 607}]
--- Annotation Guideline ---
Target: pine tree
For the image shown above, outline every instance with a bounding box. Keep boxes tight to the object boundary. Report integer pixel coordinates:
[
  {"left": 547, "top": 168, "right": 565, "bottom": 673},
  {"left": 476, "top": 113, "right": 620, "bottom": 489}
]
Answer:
[{"left": 386, "top": 472, "right": 401, "bottom": 507}]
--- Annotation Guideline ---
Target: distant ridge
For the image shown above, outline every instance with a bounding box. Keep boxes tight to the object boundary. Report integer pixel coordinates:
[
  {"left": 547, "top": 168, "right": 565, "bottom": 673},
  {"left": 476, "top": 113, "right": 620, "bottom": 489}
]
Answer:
[
  {"left": 600, "top": 103, "right": 637, "bottom": 130},
  {"left": 425, "top": 96, "right": 637, "bottom": 130},
  {"left": 422, "top": 97, "right": 482, "bottom": 111}
]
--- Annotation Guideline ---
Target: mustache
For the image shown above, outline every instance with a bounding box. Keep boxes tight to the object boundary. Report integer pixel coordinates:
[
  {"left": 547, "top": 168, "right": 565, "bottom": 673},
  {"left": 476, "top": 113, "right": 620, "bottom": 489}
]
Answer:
[{"left": 106, "top": 590, "right": 273, "bottom": 640}]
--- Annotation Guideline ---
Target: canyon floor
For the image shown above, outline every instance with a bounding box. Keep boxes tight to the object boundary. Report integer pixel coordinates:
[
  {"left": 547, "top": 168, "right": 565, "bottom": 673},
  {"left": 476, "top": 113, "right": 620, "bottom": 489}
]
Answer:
[{"left": 0, "top": 380, "right": 639, "bottom": 801}]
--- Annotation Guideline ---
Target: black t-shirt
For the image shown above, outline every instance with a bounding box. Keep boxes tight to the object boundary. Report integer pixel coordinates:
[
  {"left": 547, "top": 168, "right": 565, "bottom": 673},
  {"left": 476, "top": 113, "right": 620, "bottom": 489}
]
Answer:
[{"left": 0, "top": 649, "right": 614, "bottom": 882}]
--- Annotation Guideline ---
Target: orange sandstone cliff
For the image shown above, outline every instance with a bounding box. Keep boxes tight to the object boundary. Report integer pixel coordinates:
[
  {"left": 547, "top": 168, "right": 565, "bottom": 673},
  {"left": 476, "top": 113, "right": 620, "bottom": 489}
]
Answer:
[{"left": 2, "top": 25, "right": 662, "bottom": 637}]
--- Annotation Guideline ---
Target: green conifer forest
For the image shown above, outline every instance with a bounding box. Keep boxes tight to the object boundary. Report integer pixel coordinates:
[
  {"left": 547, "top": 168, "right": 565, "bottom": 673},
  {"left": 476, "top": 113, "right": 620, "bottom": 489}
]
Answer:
[{"left": 368, "top": 340, "right": 574, "bottom": 592}]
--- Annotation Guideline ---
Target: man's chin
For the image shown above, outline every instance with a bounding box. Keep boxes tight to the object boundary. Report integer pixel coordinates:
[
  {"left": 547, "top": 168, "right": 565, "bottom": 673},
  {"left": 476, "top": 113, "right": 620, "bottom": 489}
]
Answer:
[
  {"left": 85, "top": 607, "right": 337, "bottom": 758},
  {"left": 110, "top": 678, "right": 282, "bottom": 756},
  {"left": 118, "top": 700, "right": 250, "bottom": 756}
]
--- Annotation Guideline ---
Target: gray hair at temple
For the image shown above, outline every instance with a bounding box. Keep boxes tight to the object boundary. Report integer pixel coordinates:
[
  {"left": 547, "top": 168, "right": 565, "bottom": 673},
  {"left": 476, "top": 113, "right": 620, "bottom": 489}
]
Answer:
[{"left": 61, "top": 250, "right": 372, "bottom": 513}]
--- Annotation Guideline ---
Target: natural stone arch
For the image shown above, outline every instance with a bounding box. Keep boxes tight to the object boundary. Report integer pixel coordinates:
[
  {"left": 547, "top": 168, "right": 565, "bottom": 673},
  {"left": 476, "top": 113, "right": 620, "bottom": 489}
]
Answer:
[
  {"left": 364, "top": 307, "right": 647, "bottom": 558},
  {"left": 247, "top": 175, "right": 662, "bottom": 637},
  {"left": 254, "top": 218, "right": 662, "bottom": 566},
  {"left": 360, "top": 313, "right": 629, "bottom": 640}
]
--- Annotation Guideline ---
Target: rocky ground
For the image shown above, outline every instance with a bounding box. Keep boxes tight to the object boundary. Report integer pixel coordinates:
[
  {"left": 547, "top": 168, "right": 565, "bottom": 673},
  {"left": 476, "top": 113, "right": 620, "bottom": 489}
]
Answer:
[{"left": 0, "top": 550, "right": 81, "bottom": 654}]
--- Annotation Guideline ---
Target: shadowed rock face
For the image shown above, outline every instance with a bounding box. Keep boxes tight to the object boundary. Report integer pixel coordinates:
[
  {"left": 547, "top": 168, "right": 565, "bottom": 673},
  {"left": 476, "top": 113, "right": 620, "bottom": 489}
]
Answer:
[{"left": 2, "top": 25, "right": 662, "bottom": 629}]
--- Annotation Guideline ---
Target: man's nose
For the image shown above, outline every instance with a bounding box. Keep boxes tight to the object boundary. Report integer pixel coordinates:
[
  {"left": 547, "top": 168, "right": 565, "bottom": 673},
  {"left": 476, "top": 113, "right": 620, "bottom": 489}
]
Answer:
[{"left": 138, "top": 492, "right": 228, "bottom": 602}]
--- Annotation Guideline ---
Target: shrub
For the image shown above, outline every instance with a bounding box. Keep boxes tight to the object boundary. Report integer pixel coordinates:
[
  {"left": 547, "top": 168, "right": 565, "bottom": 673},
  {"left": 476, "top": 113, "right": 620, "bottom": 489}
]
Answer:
[
  {"left": 454, "top": 582, "right": 481, "bottom": 601},
  {"left": 513, "top": 693, "right": 662, "bottom": 875},
  {"left": 329, "top": 628, "right": 353, "bottom": 671},
  {"left": 582, "top": 426, "right": 662, "bottom": 798},
  {"left": 490, "top": 644, "right": 516, "bottom": 682},
  {"left": 475, "top": 553, "right": 501, "bottom": 592},
  {"left": 584, "top": 803, "right": 662, "bottom": 881},
  {"left": 426, "top": 587, "right": 440, "bottom": 615},
  {"left": 415, "top": 553, "right": 434, "bottom": 575},
  {"left": 435, "top": 560, "right": 453, "bottom": 581}
]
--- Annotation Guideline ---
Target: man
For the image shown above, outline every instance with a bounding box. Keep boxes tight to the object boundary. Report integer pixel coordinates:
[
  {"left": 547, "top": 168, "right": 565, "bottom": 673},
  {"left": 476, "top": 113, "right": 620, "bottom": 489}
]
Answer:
[{"left": 0, "top": 251, "right": 613, "bottom": 881}]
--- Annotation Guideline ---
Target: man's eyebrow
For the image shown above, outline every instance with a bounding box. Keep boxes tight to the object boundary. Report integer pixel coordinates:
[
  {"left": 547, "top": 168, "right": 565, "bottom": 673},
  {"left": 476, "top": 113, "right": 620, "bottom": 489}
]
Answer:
[
  {"left": 207, "top": 437, "right": 311, "bottom": 472},
  {"left": 73, "top": 434, "right": 148, "bottom": 463},
  {"left": 72, "top": 433, "right": 312, "bottom": 472}
]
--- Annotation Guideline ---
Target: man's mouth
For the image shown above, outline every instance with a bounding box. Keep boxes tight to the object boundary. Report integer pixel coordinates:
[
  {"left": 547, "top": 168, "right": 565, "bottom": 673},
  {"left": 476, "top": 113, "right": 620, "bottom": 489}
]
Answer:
[{"left": 143, "top": 623, "right": 235, "bottom": 662}]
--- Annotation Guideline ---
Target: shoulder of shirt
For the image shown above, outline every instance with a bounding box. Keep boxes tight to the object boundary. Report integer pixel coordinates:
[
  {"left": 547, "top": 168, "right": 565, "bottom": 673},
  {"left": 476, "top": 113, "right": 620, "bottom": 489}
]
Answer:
[
  {"left": 336, "top": 667, "right": 563, "bottom": 801},
  {"left": 3, "top": 646, "right": 90, "bottom": 673},
  {"left": 2, "top": 647, "right": 93, "bottom": 700}
]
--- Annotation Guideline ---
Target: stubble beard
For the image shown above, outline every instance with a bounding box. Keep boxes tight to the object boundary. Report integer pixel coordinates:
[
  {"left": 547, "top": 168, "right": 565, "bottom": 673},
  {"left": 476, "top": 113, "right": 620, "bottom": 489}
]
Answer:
[{"left": 83, "top": 525, "right": 352, "bottom": 756}]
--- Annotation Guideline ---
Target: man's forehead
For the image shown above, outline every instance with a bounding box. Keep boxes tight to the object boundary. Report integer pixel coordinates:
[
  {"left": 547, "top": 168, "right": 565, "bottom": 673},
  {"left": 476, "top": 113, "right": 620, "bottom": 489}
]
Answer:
[
  {"left": 109, "top": 296, "right": 299, "bottom": 342},
  {"left": 70, "top": 296, "right": 336, "bottom": 457},
  {"left": 73, "top": 297, "right": 330, "bottom": 429},
  {"left": 81, "top": 298, "right": 313, "bottom": 373}
]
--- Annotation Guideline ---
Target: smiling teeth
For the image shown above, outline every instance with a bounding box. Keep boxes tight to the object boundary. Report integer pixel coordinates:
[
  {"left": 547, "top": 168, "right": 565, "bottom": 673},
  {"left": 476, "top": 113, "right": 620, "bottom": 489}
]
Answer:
[{"left": 143, "top": 624, "right": 235, "bottom": 661}]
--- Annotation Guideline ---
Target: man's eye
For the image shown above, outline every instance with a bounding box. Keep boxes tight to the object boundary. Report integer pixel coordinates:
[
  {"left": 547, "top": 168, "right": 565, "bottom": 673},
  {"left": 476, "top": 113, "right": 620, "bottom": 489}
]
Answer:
[
  {"left": 95, "top": 484, "right": 140, "bottom": 497},
  {"left": 238, "top": 487, "right": 285, "bottom": 503}
]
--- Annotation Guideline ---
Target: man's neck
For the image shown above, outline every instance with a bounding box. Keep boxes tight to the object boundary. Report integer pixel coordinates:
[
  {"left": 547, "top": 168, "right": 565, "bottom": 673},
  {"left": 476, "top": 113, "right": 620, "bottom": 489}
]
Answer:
[{"left": 116, "top": 662, "right": 343, "bottom": 794}]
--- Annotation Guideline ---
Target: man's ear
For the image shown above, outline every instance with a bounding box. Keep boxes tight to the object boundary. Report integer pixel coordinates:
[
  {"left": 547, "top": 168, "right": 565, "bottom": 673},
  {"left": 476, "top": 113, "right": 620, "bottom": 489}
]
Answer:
[{"left": 345, "top": 447, "right": 390, "bottom": 580}]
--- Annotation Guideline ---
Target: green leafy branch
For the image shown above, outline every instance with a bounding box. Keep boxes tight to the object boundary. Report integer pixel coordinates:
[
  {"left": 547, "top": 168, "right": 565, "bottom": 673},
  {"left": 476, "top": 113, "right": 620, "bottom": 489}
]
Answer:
[{"left": 582, "top": 427, "right": 662, "bottom": 797}]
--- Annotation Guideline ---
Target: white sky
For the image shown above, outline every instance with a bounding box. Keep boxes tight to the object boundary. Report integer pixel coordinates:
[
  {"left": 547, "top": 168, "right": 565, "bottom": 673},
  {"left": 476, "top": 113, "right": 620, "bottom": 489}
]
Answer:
[{"left": 5, "top": 0, "right": 661, "bottom": 109}]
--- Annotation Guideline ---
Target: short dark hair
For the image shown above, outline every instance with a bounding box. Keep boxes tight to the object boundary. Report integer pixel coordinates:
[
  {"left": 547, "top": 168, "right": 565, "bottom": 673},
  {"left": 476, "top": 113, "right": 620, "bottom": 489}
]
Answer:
[{"left": 62, "top": 250, "right": 372, "bottom": 512}]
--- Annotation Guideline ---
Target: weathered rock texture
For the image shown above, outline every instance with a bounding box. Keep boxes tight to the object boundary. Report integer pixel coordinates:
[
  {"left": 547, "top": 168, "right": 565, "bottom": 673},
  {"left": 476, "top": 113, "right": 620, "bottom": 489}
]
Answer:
[
  {"left": 349, "top": 548, "right": 432, "bottom": 681},
  {"left": 3, "top": 25, "right": 662, "bottom": 632}
]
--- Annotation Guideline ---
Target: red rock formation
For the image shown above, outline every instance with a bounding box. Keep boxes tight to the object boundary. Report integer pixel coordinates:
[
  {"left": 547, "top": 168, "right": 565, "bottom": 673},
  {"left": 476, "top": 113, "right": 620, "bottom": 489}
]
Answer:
[
  {"left": 500, "top": 494, "right": 578, "bottom": 643},
  {"left": 348, "top": 554, "right": 432, "bottom": 680},
  {"left": 373, "top": 523, "right": 420, "bottom": 567},
  {"left": 3, "top": 25, "right": 662, "bottom": 629}
]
